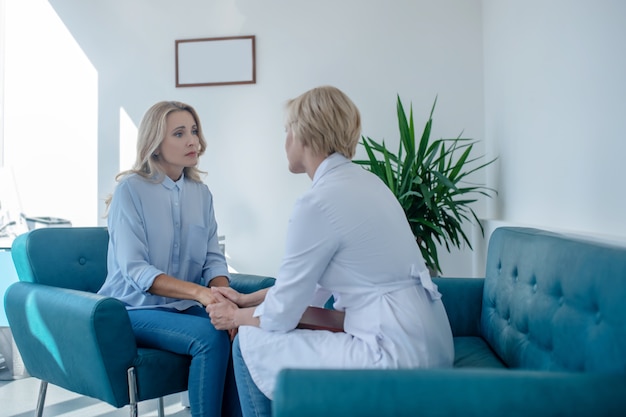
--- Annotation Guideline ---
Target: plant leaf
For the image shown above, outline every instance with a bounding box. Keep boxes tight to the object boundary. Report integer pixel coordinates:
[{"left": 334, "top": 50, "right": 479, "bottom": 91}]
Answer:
[{"left": 356, "top": 94, "right": 497, "bottom": 272}]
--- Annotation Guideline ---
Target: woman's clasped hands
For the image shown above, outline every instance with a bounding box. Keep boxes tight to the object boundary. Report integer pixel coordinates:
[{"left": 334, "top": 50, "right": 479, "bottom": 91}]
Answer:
[{"left": 206, "top": 287, "right": 241, "bottom": 330}]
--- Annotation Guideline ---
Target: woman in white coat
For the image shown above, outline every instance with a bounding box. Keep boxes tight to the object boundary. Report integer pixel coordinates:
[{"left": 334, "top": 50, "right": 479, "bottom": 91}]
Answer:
[{"left": 206, "top": 85, "right": 454, "bottom": 417}]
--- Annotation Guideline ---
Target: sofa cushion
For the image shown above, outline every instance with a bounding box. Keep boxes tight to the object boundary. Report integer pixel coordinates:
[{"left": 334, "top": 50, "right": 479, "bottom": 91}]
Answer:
[
  {"left": 481, "top": 227, "right": 626, "bottom": 373},
  {"left": 454, "top": 336, "right": 506, "bottom": 368}
]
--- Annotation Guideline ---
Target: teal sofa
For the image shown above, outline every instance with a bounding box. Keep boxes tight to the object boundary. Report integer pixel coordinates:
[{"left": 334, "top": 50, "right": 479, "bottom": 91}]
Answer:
[{"left": 273, "top": 227, "right": 626, "bottom": 417}]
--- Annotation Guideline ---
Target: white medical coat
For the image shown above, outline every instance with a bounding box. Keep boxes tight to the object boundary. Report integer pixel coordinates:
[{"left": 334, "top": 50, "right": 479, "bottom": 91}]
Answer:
[{"left": 239, "top": 153, "right": 454, "bottom": 398}]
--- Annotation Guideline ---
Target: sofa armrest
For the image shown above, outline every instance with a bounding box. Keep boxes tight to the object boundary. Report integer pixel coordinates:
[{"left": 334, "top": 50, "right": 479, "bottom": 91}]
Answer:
[
  {"left": 433, "top": 277, "right": 484, "bottom": 337},
  {"left": 230, "top": 273, "right": 275, "bottom": 294},
  {"left": 273, "top": 368, "right": 626, "bottom": 417},
  {"left": 5, "top": 282, "right": 138, "bottom": 398}
]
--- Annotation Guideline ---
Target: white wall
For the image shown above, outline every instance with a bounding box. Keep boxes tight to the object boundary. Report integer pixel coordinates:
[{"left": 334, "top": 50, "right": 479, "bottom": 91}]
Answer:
[
  {"left": 482, "top": 0, "right": 626, "bottom": 252},
  {"left": 1, "top": 0, "right": 98, "bottom": 234},
  {"left": 2, "top": 0, "right": 485, "bottom": 277}
]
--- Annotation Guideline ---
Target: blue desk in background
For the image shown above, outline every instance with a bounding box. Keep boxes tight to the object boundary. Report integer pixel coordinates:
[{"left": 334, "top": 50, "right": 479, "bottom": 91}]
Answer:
[
  {"left": 1, "top": 247, "right": 25, "bottom": 380},
  {"left": 0, "top": 248, "right": 19, "bottom": 327}
]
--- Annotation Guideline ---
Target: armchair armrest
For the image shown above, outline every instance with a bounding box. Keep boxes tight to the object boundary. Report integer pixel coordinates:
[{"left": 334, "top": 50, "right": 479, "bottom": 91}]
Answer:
[
  {"left": 230, "top": 273, "right": 275, "bottom": 294},
  {"left": 433, "top": 277, "right": 484, "bottom": 337},
  {"left": 273, "top": 368, "right": 626, "bottom": 417},
  {"left": 5, "top": 282, "right": 138, "bottom": 403}
]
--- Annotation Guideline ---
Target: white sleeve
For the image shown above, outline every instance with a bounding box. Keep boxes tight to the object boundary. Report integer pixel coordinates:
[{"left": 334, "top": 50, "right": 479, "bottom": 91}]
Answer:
[
  {"left": 309, "top": 285, "right": 334, "bottom": 308},
  {"left": 254, "top": 194, "right": 338, "bottom": 331}
]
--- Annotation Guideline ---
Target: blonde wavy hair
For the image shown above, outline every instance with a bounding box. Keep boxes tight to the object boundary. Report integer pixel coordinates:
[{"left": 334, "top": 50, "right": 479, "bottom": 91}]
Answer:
[
  {"left": 285, "top": 86, "right": 361, "bottom": 159},
  {"left": 104, "top": 101, "right": 207, "bottom": 210}
]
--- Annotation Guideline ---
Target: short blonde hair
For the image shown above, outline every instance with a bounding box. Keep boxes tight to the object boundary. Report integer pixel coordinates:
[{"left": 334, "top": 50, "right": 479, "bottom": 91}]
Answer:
[{"left": 285, "top": 86, "right": 361, "bottom": 159}]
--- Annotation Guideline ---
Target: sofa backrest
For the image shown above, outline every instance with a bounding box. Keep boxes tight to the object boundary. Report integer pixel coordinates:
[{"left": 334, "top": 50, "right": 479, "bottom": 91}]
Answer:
[
  {"left": 11, "top": 227, "right": 109, "bottom": 293},
  {"left": 481, "top": 227, "right": 626, "bottom": 373}
]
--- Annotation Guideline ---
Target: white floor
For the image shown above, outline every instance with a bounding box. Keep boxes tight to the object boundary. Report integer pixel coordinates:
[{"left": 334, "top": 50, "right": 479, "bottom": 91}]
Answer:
[{"left": 0, "top": 376, "right": 191, "bottom": 417}]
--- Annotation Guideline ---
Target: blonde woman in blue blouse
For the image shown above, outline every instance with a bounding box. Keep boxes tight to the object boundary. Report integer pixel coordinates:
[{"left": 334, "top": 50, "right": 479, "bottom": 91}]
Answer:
[
  {"left": 207, "top": 86, "right": 454, "bottom": 417},
  {"left": 98, "top": 101, "right": 239, "bottom": 417}
]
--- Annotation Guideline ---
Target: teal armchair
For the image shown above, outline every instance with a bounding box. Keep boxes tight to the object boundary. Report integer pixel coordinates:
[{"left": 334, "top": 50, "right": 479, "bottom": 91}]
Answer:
[{"left": 4, "top": 227, "right": 275, "bottom": 417}]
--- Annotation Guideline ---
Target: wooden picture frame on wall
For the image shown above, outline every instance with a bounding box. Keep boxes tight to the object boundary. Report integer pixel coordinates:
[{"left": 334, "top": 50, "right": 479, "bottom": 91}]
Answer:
[{"left": 175, "top": 35, "right": 256, "bottom": 87}]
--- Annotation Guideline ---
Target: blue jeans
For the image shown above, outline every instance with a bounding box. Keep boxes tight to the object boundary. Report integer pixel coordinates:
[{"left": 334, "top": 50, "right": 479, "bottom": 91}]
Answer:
[
  {"left": 232, "top": 335, "right": 272, "bottom": 417},
  {"left": 128, "top": 305, "right": 241, "bottom": 417}
]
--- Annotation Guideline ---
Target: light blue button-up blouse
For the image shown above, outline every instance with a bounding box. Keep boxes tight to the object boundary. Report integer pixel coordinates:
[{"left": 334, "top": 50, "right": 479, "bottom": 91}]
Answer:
[{"left": 98, "top": 173, "right": 229, "bottom": 308}]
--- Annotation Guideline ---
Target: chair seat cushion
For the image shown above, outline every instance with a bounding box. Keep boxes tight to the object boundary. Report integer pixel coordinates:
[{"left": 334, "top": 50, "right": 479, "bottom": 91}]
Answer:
[
  {"left": 133, "top": 348, "right": 190, "bottom": 401},
  {"left": 454, "top": 336, "right": 506, "bottom": 368}
]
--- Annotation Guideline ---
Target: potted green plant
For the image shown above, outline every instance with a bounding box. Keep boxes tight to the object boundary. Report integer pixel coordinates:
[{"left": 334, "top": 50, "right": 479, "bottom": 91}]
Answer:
[{"left": 353, "top": 95, "right": 496, "bottom": 275}]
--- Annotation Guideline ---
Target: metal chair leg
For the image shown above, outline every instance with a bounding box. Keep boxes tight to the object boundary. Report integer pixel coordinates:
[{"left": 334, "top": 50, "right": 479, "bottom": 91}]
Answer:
[
  {"left": 35, "top": 380, "right": 48, "bottom": 417},
  {"left": 127, "top": 367, "right": 167, "bottom": 417},
  {"left": 157, "top": 397, "right": 165, "bottom": 417},
  {"left": 127, "top": 367, "right": 138, "bottom": 417}
]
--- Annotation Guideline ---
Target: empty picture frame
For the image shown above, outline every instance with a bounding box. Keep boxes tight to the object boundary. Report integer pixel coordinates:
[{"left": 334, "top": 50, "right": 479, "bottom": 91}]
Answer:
[{"left": 175, "top": 35, "right": 256, "bottom": 87}]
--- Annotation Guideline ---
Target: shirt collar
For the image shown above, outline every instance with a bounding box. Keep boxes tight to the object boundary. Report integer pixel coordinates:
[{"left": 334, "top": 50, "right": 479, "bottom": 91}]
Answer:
[
  {"left": 312, "top": 153, "right": 350, "bottom": 186},
  {"left": 160, "top": 172, "right": 185, "bottom": 190}
]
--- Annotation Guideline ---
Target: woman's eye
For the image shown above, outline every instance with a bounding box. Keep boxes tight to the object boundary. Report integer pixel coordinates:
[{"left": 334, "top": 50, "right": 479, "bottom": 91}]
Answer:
[
  {"left": 174, "top": 131, "right": 183, "bottom": 138},
  {"left": 192, "top": 129, "right": 199, "bottom": 135}
]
